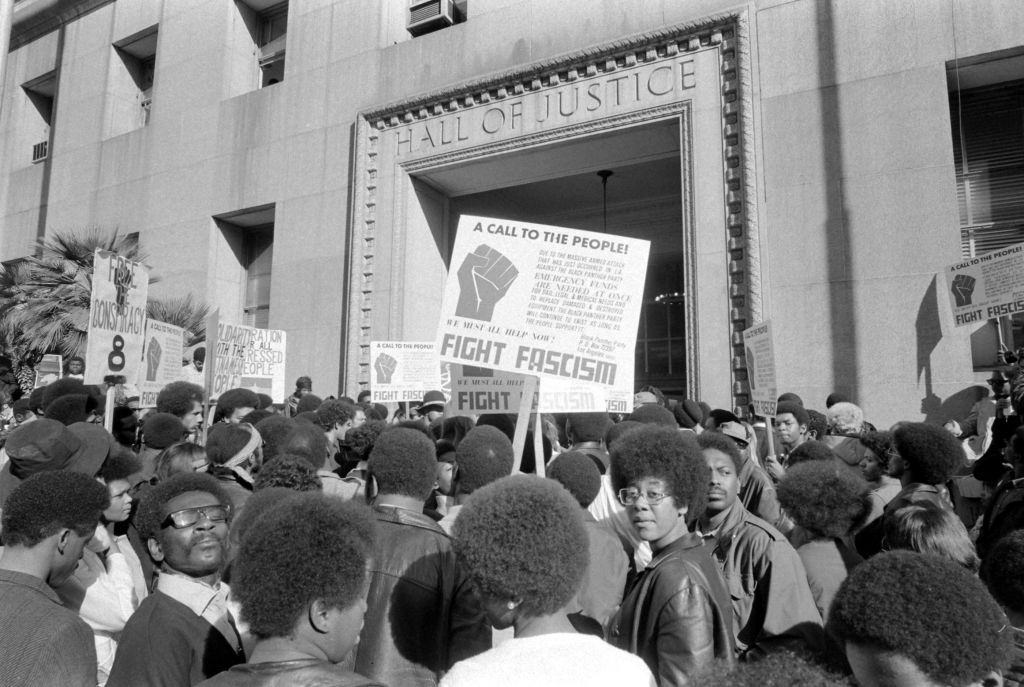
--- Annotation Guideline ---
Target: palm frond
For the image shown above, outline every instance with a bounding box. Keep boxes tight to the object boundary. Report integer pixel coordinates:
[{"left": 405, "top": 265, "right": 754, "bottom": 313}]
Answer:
[{"left": 147, "top": 295, "right": 210, "bottom": 345}]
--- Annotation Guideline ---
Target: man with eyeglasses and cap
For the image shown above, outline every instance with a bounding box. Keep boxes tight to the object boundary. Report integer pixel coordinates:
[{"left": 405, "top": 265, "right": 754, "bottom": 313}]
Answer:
[{"left": 107, "top": 473, "right": 244, "bottom": 687}]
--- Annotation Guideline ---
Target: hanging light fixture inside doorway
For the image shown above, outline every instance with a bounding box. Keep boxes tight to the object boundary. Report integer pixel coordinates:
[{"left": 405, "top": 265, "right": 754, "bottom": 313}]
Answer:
[{"left": 597, "top": 169, "right": 613, "bottom": 233}]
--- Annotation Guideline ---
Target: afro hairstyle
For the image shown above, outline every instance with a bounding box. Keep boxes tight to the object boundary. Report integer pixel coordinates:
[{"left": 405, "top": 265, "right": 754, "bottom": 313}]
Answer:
[
  {"left": 698, "top": 649, "right": 854, "bottom": 686},
  {"left": 255, "top": 393, "right": 274, "bottom": 410},
  {"left": 827, "top": 551, "right": 1012, "bottom": 687},
  {"left": 253, "top": 455, "right": 322, "bottom": 493},
  {"left": 213, "top": 388, "right": 261, "bottom": 422},
  {"left": 316, "top": 399, "right": 357, "bottom": 429},
  {"left": 565, "top": 412, "right": 612, "bottom": 444},
  {"left": 777, "top": 392, "right": 804, "bottom": 406},
  {"left": 135, "top": 472, "right": 233, "bottom": 541},
  {"left": 233, "top": 493, "right": 376, "bottom": 639},
  {"left": 295, "top": 393, "right": 323, "bottom": 415},
  {"left": 229, "top": 487, "right": 299, "bottom": 548},
  {"left": 777, "top": 461, "right": 869, "bottom": 538},
  {"left": 474, "top": 413, "right": 515, "bottom": 441},
  {"left": 455, "top": 425, "right": 515, "bottom": 494},
  {"left": 365, "top": 403, "right": 389, "bottom": 422},
  {"left": 672, "top": 399, "right": 704, "bottom": 430},
  {"left": 776, "top": 401, "right": 809, "bottom": 427},
  {"left": 892, "top": 422, "right": 964, "bottom": 485},
  {"left": 858, "top": 431, "right": 893, "bottom": 472},
  {"left": 44, "top": 394, "right": 97, "bottom": 425},
  {"left": 368, "top": 427, "right": 437, "bottom": 499},
  {"left": 97, "top": 444, "right": 143, "bottom": 483},
  {"left": 981, "top": 529, "right": 1024, "bottom": 615},
  {"left": 610, "top": 425, "right": 709, "bottom": 522},
  {"left": 696, "top": 431, "right": 742, "bottom": 470},
  {"left": 27, "top": 386, "right": 46, "bottom": 413},
  {"left": 241, "top": 409, "right": 273, "bottom": 426},
  {"left": 437, "top": 415, "right": 476, "bottom": 446},
  {"left": 155, "top": 381, "right": 204, "bottom": 418},
  {"left": 882, "top": 503, "right": 979, "bottom": 572},
  {"left": 206, "top": 423, "right": 260, "bottom": 466},
  {"left": 627, "top": 404, "right": 678, "bottom": 428},
  {"left": 255, "top": 415, "right": 295, "bottom": 461},
  {"left": 547, "top": 450, "right": 602, "bottom": 508},
  {"left": 1, "top": 471, "right": 110, "bottom": 546},
  {"left": 787, "top": 440, "right": 838, "bottom": 467},
  {"left": 453, "top": 475, "right": 588, "bottom": 618},
  {"left": 605, "top": 420, "right": 643, "bottom": 447},
  {"left": 294, "top": 410, "right": 320, "bottom": 426},
  {"left": 827, "top": 402, "right": 864, "bottom": 434},
  {"left": 806, "top": 409, "right": 828, "bottom": 441},
  {"left": 41, "top": 377, "right": 87, "bottom": 409},
  {"left": 281, "top": 423, "right": 329, "bottom": 469},
  {"left": 142, "top": 412, "right": 186, "bottom": 449},
  {"left": 341, "top": 420, "right": 389, "bottom": 462}
]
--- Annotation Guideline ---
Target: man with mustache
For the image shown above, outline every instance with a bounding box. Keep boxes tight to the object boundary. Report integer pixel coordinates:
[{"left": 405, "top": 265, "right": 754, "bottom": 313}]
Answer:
[{"left": 107, "top": 473, "right": 244, "bottom": 686}]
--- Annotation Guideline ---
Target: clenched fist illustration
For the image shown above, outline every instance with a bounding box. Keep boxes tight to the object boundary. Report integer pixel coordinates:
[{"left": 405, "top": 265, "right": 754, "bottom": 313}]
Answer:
[
  {"left": 374, "top": 353, "right": 397, "bottom": 384},
  {"left": 951, "top": 274, "right": 977, "bottom": 308},
  {"left": 455, "top": 244, "right": 519, "bottom": 322},
  {"left": 146, "top": 337, "right": 162, "bottom": 381}
]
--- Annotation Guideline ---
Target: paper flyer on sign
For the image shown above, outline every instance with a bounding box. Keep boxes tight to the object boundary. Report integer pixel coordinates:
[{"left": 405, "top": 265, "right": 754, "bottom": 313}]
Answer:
[
  {"left": 138, "top": 320, "right": 186, "bottom": 407},
  {"left": 945, "top": 242, "right": 1024, "bottom": 327},
  {"left": 208, "top": 322, "right": 287, "bottom": 402},
  {"left": 435, "top": 216, "right": 650, "bottom": 395},
  {"left": 369, "top": 341, "right": 442, "bottom": 403},
  {"left": 84, "top": 250, "right": 149, "bottom": 385},
  {"left": 743, "top": 320, "right": 777, "bottom": 418}
]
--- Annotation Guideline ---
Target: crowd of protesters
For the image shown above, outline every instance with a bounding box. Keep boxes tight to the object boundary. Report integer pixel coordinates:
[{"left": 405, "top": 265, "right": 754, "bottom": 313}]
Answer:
[{"left": 0, "top": 364, "right": 1023, "bottom": 687}]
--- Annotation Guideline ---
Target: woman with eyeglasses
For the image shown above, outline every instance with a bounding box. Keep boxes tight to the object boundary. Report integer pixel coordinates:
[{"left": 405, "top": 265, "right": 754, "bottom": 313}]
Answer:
[{"left": 607, "top": 426, "right": 736, "bottom": 686}]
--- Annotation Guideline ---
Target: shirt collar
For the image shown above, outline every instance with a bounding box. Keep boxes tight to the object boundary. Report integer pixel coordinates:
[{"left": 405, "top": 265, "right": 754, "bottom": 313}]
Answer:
[
  {"left": 157, "top": 572, "right": 228, "bottom": 618},
  {"left": 0, "top": 568, "right": 62, "bottom": 605}
]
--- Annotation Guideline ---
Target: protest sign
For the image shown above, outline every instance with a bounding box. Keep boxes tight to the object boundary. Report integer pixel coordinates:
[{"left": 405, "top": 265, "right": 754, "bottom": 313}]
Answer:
[
  {"left": 207, "top": 319, "right": 287, "bottom": 402},
  {"left": 448, "top": 364, "right": 529, "bottom": 415},
  {"left": 138, "top": 320, "right": 186, "bottom": 407},
  {"left": 435, "top": 216, "right": 650, "bottom": 393},
  {"left": 370, "top": 341, "right": 442, "bottom": 403},
  {"left": 945, "top": 242, "right": 1024, "bottom": 327},
  {"left": 33, "top": 354, "right": 62, "bottom": 388},
  {"left": 743, "top": 320, "right": 777, "bottom": 418},
  {"left": 84, "top": 250, "right": 148, "bottom": 385}
]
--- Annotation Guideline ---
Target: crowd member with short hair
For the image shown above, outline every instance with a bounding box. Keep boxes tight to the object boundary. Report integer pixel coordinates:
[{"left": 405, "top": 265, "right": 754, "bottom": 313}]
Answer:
[
  {"left": 547, "top": 450, "right": 628, "bottom": 627},
  {"left": 882, "top": 502, "right": 980, "bottom": 572},
  {"left": 139, "top": 412, "right": 186, "bottom": 481},
  {"left": 285, "top": 376, "right": 313, "bottom": 417},
  {"left": 253, "top": 414, "right": 293, "bottom": 461},
  {"left": 776, "top": 461, "right": 867, "bottom": 622},
  {"left": 697, "top": 648, "right": 852, "bottom": 686},
  {"left": 352, "top": 427, "right": 489, "bottom": 685},
  {"left": 295, "top": 393, "right": 323, "bottom": 415},
  {"left": 443, "top": 475, "right": 654, "bottom": 686},
  {"left": 107, "top": 473, "right": 244, "bottom": 686},
  {"left": 196, "top": 493, "right": 382, "bottom": 686},
  {"left": 205, "top": 422, "right": 262, "bottom": 509},
  {"left": 628, "top": 403, "right": 679, "bottom": 428},
  {"left": 156, "top": 381, "right": 206, "bottom": 431},
  {"left": 213, "top": 388, "right": 260, "bottom": 424},
  {"left": 0, "top": 471, "right": 109, "bottom": 687},
  {"left": 155, "top": 442, "right": 208, "bottom": 481},
  {"left": 763, "top": 401, "right": 809, "bottom": 481},
  {"left": 786, "top": 440, "right": 839, "bottom": 467},
  {"left": 564, "top": 412, "right": 613, "bottom": 474},
  {"left": 608, "top": 426, "right": 735, "bottom": 684},
  {"left": 252, "top": 454, "right": 322, "bottom": 492},
  {"left": 829, "top": 551, "right": 1012, "bottom": 687},
  {"left": 439, "top": 424, "right": 515, "bottom": 534},
  {"left": 981, "top": 530, "right": 1024, "bottom": 685},
  {"left": 56, "top": 447, "right": 148, "bottom": 686},
  {"left": 317, "top": 398, "right": 360, "bottom": 464},
  {"left": 696, "top": 431, "right": 822, "bottom": 656},
  {"left": 710, "top": 422, "right": 781, "bottom": 526},
  {"left": 856, "top": 430, "right": 901, "bottom": 531}
]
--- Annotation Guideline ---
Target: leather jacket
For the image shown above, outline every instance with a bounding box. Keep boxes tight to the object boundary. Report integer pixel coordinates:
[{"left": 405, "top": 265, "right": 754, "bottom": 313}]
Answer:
[
  {"left": 609, "top": 532, "right": 735, "bottom": 686},
  {"left": 348, "top": 505, "right": 490, "bottom": 686},
  {"left": 196, "top": 659, "right": 386, "bottom": 687}
]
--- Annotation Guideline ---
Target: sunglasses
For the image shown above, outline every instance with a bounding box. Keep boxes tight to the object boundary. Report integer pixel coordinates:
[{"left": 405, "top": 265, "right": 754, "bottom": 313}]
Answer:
[{"left": 161, "top": 505, "right": 230, "bottom": 530}]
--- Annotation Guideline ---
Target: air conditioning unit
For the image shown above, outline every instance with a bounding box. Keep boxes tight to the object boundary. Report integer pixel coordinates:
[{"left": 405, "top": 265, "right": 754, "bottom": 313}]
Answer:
[{"left": 408, "top": 0, "right": 454, "bottom": 37}]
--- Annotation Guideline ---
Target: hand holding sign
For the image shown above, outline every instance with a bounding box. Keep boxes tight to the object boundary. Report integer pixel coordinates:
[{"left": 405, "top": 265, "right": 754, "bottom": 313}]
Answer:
[
  {"left": 374, "top": 353, "right": 398, "bottom": 384},
  {"left": 951, "top": 274, "right": 976, "bottom": 308},
  {"left": 455, "top": 244, "right": 518, "bottom": 321}
]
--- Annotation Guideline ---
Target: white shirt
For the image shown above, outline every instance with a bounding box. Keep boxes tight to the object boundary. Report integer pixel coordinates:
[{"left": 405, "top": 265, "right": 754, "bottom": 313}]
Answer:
[
  {"left": 157, "top": 572, "right": 242, "bottom": 654},
  {"left": 587, "top": 475, "right": 651, "bottom": 571},
  {"left": 441, "top": 632, "right": 656, "bottom": 687}
]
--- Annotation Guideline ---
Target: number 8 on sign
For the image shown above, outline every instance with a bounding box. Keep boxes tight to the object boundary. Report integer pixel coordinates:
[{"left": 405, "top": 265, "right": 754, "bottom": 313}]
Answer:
[{"left": 108, "top": 335, "right": 126, "bottom": 372}]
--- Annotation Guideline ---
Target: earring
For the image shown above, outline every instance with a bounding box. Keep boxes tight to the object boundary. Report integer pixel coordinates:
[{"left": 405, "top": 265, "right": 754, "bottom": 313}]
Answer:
[{"left": 506, "top": 601, "right": 516, "bottom": 610}]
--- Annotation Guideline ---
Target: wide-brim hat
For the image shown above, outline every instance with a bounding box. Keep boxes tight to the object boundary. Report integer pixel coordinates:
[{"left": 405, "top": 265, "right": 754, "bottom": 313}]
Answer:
[
  {"left": 416, "top": 390, "right": 446, "bottom": 413},
  {"left": 5, "top": 418, "right": 83, "bottom": 478},
  {"left": 718, "top": 421, "right": 749, "bottom": 444},
  {"left": 65, "top": 422, "right": 115, "bottom": 477}
]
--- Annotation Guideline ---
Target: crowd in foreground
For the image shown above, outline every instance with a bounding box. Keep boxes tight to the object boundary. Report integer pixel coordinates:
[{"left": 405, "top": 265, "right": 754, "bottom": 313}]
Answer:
[{"left": 0, "top": 371, "right": 1022, "bottom": 687}]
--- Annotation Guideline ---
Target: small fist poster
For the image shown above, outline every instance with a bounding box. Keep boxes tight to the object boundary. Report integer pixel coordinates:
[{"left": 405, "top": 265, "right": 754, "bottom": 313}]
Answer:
[{"left": 369, "top": 341, "right": 441, "bottom": 403}]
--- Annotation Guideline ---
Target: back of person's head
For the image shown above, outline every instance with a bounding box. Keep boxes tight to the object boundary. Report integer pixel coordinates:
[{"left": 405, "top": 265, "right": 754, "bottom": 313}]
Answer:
[
  {"left": 135, "top": 472, "right": 232, "bottom": 541},
  {"left": 777, "top": 461, "right": 868, "bottom": 538},
  {"left": 366, "top": 403, "right": 389, "bottom": 422},
  {"left": 241, "top": 409, "right": 273, "bottom": 426},
  {"left": 474, "top": 413, "right": 516, "bottom": 441},
  {"left": 1, "top": 471, "right": 109, "bottom": 547},
  {"left": 825, "top": 392, "right": 849, "bottom": 409},
  {"left": 883, "top": 503, "right": 979, "bottom": 572},
  {"left": 254, "top": 455, "right": 322, "bottom": 492},
  {"left": 455, "top": 425, "right": 515, "bottom": 494},
  {"left": 453, "top": 475, "right": 588, "bottom": 621},
  {"left": 828, "top": 551, "right": 1012, "bottom": 687},
  {"left": 565, "top": 412, "right": 612, "bottom": 443},
  {"left": 233, "top": 493, "right": 375, "bottom": 646},
  {"left": 316, "top": 399, "right": 357, "bottom": 430},
  {"left": 696, "top": 431, "right": 742, "bottom": 470},
  {"left": 44, "top": 394, "right": 97, "bottom": 425},
  {"left": 805, "top": 409, "right": 828, "bottom": 440},
  {"left": 605, "top": 420, "right": 642, "bottom": 448},
  {"left": 154, "top": 442, "right": 207, "bottom": 481},
  {"left": 97, "top": 444, "right": 143, "bottom": 484},
  {"left": 776, "top": 401, "right": 809, "bottom": 426},
  {"left": 155, "top": 381, "right": 204, "bottom": 418},
  {"left": 27, "top": 386, "right": 46, "bottom": 414},
  {"left": 826, "top": 402, "right": 864, "bottom": 435},
  {"left": 281, "top": 423, "right": 329, "bottom": 469},
  {"left": 893, "top": 422, "right": 964, "bottom": 484},
  {"left": 255, "top": 415, "right": 295, "bottom": 461},
  {"left": 367, "top": 427, "right": 437, "bottom": 499},
  {"left": 205, "top": 422, "right": 261, "bottom": 467},
  {"left": 438, "top": 415, "right": 476, "bottom": 446},
  {"left": 295, "top": 393, "right": 324, "bottom": 415},
  {"left": 777, "top": 392, "right": 804, "bottom": 406},
  {"left": 981, "top": 530, "right": 1024, "bottom": 617},
  {"left": 229, "top": 487, "right": 298, "bottom": 548},
  {"left": 142, "top": 412, "right": 186, "bottom": 449},
  {"left": 610, "top": 425, "right": 708, "bottom": 524},
  {"left": 342, "top": 420, "right": 389, "bottom": 462},
  {"left": 787, "top": 440, "right": 837, "bottom": 466},
  {"left": 547, "top": 450, "right": 602, "bottom": 508},
  {"left": 698, "top": 648, "right": 852, "bottom": 686},
  {"left": 41, "top": 377, "right": 87, "bottom": 409},
  {"left": 214, "top": 388, "right": 261, "bottom": 422},
  {"left": 255, "top": 393, "right": 274, "bottom": 411},
  {"left": 627, "top": 404, "right": 678, "bottom": 428}
]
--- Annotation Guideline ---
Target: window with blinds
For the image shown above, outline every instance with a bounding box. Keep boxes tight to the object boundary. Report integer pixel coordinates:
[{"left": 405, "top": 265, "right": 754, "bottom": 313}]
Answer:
[{"left": 951, "top": 80, "right": 1024, "bottom": 257}]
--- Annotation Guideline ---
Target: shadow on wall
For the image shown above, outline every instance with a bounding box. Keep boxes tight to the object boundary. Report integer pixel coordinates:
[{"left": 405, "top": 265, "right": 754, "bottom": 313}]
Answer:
[{"left": 916, "top": 276, "right": 943, "bottom": 419}]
